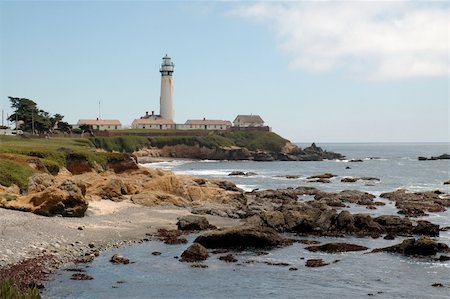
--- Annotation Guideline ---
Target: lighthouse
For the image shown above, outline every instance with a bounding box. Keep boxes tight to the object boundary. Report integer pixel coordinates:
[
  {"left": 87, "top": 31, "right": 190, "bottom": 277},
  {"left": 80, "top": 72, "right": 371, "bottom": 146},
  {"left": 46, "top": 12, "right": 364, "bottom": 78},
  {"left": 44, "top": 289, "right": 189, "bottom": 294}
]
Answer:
[{"left": 159, "top": 54, "right": 174, "bottom": 121}]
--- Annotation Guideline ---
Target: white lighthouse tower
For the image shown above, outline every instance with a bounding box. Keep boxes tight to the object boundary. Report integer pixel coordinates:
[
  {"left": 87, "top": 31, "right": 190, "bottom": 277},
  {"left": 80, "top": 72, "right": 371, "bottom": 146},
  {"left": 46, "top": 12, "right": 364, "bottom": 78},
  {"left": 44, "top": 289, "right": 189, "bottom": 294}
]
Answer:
[{"left": 159, "top": 54, "right": 174, "bottom": 121}]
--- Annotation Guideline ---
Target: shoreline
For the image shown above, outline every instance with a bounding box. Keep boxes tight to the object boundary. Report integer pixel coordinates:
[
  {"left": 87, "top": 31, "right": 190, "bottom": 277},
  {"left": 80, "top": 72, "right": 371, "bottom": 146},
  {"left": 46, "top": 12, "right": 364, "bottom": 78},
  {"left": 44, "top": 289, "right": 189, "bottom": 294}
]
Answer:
[{"left": 0, "top": 200, "right": 242, "bottom": 291}]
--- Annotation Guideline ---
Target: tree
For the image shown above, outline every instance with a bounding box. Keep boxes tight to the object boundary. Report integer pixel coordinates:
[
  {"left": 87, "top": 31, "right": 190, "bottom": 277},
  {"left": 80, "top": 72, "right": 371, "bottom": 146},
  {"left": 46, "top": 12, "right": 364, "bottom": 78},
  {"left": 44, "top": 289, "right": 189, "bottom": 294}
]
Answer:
[
  {"left": 7, "top": 97, "right": 52, "bottom": 134},
  {"left": 57, "top": 121, "right": 72, "bottom": 134}
]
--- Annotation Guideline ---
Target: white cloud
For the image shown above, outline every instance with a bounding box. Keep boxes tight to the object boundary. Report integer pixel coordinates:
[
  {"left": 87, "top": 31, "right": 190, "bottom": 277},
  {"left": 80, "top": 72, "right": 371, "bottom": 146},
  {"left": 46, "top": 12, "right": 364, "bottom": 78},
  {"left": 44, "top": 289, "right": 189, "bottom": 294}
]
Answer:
[{"left": 232, "top": 2, "right": 449, "bottom": 80}]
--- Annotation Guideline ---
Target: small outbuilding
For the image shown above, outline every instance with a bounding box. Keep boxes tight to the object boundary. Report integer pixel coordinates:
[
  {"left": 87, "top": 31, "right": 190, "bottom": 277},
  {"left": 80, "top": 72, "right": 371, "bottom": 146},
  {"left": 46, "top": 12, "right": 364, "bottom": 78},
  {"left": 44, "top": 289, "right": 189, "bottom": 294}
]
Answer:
[{"left": 181, "top": 119, "right": 232, "bottom": 130}]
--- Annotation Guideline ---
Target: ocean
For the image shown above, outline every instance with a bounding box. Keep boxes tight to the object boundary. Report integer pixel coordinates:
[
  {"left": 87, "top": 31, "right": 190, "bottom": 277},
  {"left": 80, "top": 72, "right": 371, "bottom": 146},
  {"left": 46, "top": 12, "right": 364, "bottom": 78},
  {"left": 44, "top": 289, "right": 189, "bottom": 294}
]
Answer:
[{"left": 44, "top": 143, "right": 450, "bottom": 299}]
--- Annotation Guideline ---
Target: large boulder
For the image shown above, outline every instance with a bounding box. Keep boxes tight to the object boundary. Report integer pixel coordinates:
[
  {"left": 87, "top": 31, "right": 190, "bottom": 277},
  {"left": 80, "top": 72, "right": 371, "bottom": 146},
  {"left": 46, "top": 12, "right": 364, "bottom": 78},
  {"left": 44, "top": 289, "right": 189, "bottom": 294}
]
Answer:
[
  {"left": 180, "top": 243, "right": 209, "bottom": 262},
  {"left": 28, "top": 173, "right": 55, "bottom": 193},
  {"left": 177, "top": 215, "right": 211, "bottom": 231},
  {"left": 194, "top": 225, "right": 292, "bottom": 249},
  {"left": 372, "top": 237, "right": 450, "bottom": 256}
]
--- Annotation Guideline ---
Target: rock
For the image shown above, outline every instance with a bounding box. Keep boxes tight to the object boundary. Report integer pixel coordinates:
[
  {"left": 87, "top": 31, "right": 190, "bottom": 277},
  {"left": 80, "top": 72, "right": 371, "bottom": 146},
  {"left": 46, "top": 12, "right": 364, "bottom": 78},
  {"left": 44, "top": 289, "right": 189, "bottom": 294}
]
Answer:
[
  {"left": 305, "top": 259, "right": 329, "bottom": 267},
  {"left": 110, "top": 254, "right": 130, "bottom": 264},
  {"left": 315, "top": 190, "right": 376, "bottom": 206},
  {"left": 99, "top": 178, "right": 128, "bottom": 200},
  {"left": 218, "top": 254, "right": 238, "bottom": 263},
  {"left": 438, "top": 255, "right": 450, "bottom": 261},
  {"left": 164, "top": 238, "right": 188, "bottom": 245},
  {"left": 383, "top": 234, "right": 396, "bottom": 240},
  {"left": 28, "top": 173, "right": 55, "bottom": 193},
  {"left": 380, "top": 189, "right": 450, "bottom": 217},
  {"left": 152, "top": 252, "right": 162, "bottom": 256},
  {"left": 289, "top": 267, "right": 298, "bottom": 271},
  {"left": 177, "top": 215, "right": 211, "bottom": 231},
  {"left": 71, "top": 273, "right": 94, "bottom": 280},
  {"left": 297, "top": 239, "right": 321, "bottom": 245},
  {"left": 307, "top": 173, "right": 336, "bottom": 179},
  {"left": 213, "top": 180, "right": 242, "bottom": 192},
  {"left": 372, "top": 237, "right": 449, "bottom": 256},
  {"left": 27, "top": 182, "right": 88, "bottom": 217},
  {"left": 180, "top": 243, "right": 209, "bottom": 262},
  {"left": 131, "top": 191, "right": 187, "bottom": 208},
  {"left": 75, "top": 255, "right": 95, "bottom": 264},
  {"left": 349, "top": 159, "right": 363, "bottom": 162},
  {"left": 341, "top": 177, "right": 358, "bottom": 183},
  {"left": 418, "top": 154, "right": 450, "bottom": 161},
  {"left": 444, "top": 180, "right": 450, "bottom": 185},
  {"left": 373, "top": 215, "right": 412, "bottom": 235},
  {"left": 107, "top": 155, "right": 139, "bottom": 173},
  {"left": 228, "top": 171, "right": 246, "bottom": 176},
  {"left": 264, "top": 261, "right": 290, "bottom": 266},
  {"left": 260, "top": 211, "right": 286, "bottom": 231},
  {"left": 308, "top": 178, "right": 331, "bottom": 183},
  {"left": 88, "top": 243, "right": 95, "bottom": 248},
  {"left": 305, "top": 243, "right": 369, "bottom": 253},
  {"left": 345, "top": 166, "right": 351, "bottom": 169},
  {"left": 412, "top": 220, "right": 440, "bottom": 237},
  {"left": 191, "top": 263, "right": 208, "bottom": 268},
  {"left": 431, "top": 283, "right": 444, "bottom": 287},
  {"left": 194, "top": 225, "right": 292, "bottom": 249}
]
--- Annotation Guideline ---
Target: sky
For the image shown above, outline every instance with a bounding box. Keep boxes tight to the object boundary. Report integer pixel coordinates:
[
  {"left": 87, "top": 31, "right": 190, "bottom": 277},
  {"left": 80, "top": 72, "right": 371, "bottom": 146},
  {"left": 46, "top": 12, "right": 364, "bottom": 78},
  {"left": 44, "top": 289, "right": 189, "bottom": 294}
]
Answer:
[{"left": 0, "top": 0, "right": 448, "bottom": 143}]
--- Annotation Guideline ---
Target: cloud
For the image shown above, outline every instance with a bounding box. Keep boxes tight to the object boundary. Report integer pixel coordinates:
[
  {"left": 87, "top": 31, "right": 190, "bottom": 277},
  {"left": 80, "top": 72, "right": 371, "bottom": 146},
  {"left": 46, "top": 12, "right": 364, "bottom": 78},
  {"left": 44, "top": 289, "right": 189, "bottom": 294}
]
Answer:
[{"left": 232, "top": 2, "right": 449, "bottom": 80}]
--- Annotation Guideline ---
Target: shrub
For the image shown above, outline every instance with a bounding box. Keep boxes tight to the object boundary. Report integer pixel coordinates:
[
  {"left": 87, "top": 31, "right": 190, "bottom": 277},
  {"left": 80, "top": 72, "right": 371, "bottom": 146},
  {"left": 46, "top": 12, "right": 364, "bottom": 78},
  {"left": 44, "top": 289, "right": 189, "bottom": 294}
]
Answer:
[{"left": 0, "top": 279, "right": 41, "bottom": 299}]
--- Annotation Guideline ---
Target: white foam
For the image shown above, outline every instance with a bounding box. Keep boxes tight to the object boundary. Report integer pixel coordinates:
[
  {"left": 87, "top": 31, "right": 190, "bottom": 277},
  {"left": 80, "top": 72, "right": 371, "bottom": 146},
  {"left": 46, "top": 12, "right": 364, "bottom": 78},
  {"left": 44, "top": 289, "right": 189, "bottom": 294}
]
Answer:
[
  {"left": 141, "top": 160, "right": 194, "bottom": 170},
  {"left": 236, "top": 184, "right": 257, "bottom": 192}
]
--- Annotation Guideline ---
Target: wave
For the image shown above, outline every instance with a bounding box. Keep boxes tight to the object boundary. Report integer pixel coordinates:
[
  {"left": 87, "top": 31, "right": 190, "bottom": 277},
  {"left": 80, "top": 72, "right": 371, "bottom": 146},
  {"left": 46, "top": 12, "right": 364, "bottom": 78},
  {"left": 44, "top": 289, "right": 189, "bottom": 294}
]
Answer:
[{"left": 140, "top": 160, "right": 194, "bottom": 170}]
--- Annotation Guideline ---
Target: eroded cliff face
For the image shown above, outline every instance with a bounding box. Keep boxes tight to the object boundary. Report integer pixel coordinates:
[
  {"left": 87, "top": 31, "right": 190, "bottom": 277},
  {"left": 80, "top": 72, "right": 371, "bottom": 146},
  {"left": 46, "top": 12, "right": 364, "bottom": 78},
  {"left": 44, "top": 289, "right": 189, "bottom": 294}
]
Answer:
[
  {"left": 135, "top": 142, "right": 345, "bottom": 162},
  {"left": 0, "top": 164, "right": 245, "bottom": 217}
]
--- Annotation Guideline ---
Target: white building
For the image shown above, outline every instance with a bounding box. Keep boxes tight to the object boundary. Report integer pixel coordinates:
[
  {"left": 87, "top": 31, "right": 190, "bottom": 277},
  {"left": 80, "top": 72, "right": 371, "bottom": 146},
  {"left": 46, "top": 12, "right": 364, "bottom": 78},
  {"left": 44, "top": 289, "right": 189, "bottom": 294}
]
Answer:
[
  {"left": 160, "top": 54, "right": 174, "bottom": 121},
  {"left": 178, "top": 119, "right": 232, "bottom": 130},
  {"left": 233, "top": 115, "right": 264, "bottom": 127},
  {"left": 77, "top": 119, "right": 122, "bottom": 130},
  {"left": 131, "top": 117, "right": 175, "bottom": 130}
]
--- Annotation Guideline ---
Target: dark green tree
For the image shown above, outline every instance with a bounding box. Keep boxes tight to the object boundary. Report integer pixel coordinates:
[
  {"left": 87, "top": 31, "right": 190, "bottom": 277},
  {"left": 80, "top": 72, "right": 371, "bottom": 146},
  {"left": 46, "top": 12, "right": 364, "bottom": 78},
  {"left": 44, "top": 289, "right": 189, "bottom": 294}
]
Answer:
[
  {"left": 7, "top": 97, "right": 52, "bottom": 133},
  {"left": 57, "top": 121, "right": 72, "bottom": 134}
]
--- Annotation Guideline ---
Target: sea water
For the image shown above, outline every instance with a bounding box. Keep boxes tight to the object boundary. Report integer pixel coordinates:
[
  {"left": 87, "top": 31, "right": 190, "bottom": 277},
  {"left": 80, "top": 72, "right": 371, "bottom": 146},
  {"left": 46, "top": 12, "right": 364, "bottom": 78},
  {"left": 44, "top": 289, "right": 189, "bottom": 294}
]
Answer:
[{"left": 44, "top": 143, "right": 450, "bottom": 299}]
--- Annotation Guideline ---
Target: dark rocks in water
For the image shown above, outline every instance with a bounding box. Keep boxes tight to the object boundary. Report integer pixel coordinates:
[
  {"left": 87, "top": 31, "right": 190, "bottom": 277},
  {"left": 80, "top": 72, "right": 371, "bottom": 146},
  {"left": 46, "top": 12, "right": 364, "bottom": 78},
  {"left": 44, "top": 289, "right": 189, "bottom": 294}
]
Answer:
[
  {"left": 180, "top": 243, "right": 209, "bottom": 262},
  {"left": 444, "top": 180, "right": 450, "bottom": 185},
  {"left": 349, "top": 159, "right": 363, "bottom": 162},
  {"left": 110, "top": 254, "right": 130, "bottom": 265},
  {"left": 308, "top": 178, "right": 331, "bottom": 184},
  {"left": 431, "top": 283, "right": 444, "bottom": 287},
  {"left": 341, "top": 177, "right": 358, "bottom": 183},
  {"left": 372, "top": 237, "right": 450, "bottom": 256},
  {"left": 191, "top": 263, "right": 208, "bottom": 268},
  {"left": 418, "top": 154, "right": 450, "bottom": 161},
  {"left": 157, "top": 228, "right": 185, "bottom": 245},
  {"left": 341, "top": 177, "right": 380, "bottom": 183},
  {"left": 412, "top": 220, "right": 440, "bottom": 237},
  {"left": 295, "top": 186, "right": 321, "bottom": 195},
  {"left": 305, "top": 243, "right": 369, "bottom": 253},
  {"left": 438, "top": 255, "right": 450, "bottom": 261},
  {"left": 314, "top": 190, "right": 376, "bottom": 206},
  {"left": 213, "top": 180, "right": 242, "bottom": 192},
  {"left": 194, "top": 225, "right": 292, "bottom": 249},
  {"left": 297, "top": 239, "right": 321, "bottom": 245},
  {"left": 218, "top": 254, "right": 238, "bottom": 263},
  {"left": 151, "top": 252, "right": 162, "bottom": 256},
  {"left": 307, "top": 173, "right": 337, "bottom": 179},
  {"left": 289, "top": 267, "right": 298, "bottom": 271},
  {"left": 383, "top": 234, "right": 396, "bottom": 240},
  {"left": 305, "top": 259, "right": 329, "bottom": 267},
  {"left": 177, "top": 215, "right": 211, "bottom": 231},
  {"left": 211, "top": 249, "right": 229, "bottom": 254},
  {"left": 71, "top": 273, "right": 94, "bottom": 280},
  {"left": 164, "top": 237, "right": 188, "bottom": 245},
  {"left": 229, "top": 171, "right": 257, "bottom": 176},
  {"left": 345, "top": 166, "right": 351, "bottom": 169},
  {"left": 264, "top": 261, "right": 290, "bottom": 266},
  {"left": 380, "top": 189, "right": 450, "bottom": 217}
]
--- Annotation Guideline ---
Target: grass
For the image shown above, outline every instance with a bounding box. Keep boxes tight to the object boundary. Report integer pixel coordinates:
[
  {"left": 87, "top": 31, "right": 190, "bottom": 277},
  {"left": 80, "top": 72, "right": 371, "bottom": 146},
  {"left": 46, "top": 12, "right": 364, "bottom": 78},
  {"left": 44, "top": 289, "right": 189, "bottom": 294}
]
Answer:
[
  {"left": 0, "top": 279, "right": 41, "bottom": 299},
  {"left": 0, "top": 159, "right": 36, "bottom": 191}
]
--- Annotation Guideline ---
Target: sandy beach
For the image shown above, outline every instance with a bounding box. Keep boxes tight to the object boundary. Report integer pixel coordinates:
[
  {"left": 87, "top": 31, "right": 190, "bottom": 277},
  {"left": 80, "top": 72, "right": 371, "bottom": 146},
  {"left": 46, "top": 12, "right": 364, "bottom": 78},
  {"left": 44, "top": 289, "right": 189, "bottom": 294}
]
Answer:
[{"left": 0, "top": 200, "right": 242, "bottom": 269}]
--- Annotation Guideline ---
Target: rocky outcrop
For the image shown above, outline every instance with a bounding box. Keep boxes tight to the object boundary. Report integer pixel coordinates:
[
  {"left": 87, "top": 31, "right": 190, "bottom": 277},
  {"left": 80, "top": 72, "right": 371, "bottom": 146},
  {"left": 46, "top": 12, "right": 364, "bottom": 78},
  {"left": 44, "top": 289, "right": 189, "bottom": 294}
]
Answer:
[
  {"left": 418, "top": 154, "right": 450, "bottom": 161},
  {"left": 314, "top": 190, "right": 380, "bottom": 207},
  {"left": 372, "top": 237, "right": 450, "bottom": 256},
  {"left": 194, "top": 225, "right": 293, "bottom": 249},
  {"left": 177, "top": 215, "right": 211, "bottom": 231},
  {"left": 341, "top": 177, "right": 380, "bottom": 183},
  {"left": 380, "top": 189, "right": 450, "bottom": 217},
  {"left": 305, "top": 259, "right": 329, "bottom": 267},
  {"left": 180, "top": 243, "right": 209, "bottom": 262},
  {"left": 305, "top": 243, "right": 369, "bottom": 252},
  {"left": 107, "top": 155, "right": 139, "bottom": 173},
  {"left": 0, "top": 179, "right": 88, "bottom": 217},
  {"left": 110, "top": 254, "right": 130, "bottom": 264}
]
